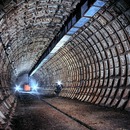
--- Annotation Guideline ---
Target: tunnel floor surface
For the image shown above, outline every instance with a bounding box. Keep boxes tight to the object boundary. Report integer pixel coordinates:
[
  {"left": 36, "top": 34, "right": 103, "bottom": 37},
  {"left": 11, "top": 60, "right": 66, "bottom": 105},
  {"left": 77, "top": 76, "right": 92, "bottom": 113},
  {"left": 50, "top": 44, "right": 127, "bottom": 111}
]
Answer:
[
  {"left": 11, "top": 95, "right": 88, "bottom": 130},
  {"left": 12, "top": 95, "right": 130, "bottom": 130}
]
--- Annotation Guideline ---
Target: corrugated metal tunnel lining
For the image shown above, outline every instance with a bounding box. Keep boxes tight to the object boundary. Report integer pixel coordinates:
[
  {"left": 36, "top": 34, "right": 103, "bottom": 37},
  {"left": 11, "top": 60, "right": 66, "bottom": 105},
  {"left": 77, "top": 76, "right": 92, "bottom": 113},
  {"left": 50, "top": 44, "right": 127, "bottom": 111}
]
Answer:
[{"left": 0, "top": 0, "right": 130, "bottom": 129}]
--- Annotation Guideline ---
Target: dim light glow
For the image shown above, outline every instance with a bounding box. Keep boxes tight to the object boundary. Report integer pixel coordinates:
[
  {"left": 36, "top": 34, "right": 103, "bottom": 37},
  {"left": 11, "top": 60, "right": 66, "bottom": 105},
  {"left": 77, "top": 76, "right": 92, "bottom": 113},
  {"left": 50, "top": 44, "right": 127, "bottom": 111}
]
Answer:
[
  {"left": 94, "top": 0, "right": 106, "bottom": 7},
  {"left": 74, "top": 17, "right": 90, "bottom": 27},
  {"left": 67, "top": 27, "right": 79, "bottom": 35},
  {"left": 84, "top": 6, "right": 100, "bottom": 17}
]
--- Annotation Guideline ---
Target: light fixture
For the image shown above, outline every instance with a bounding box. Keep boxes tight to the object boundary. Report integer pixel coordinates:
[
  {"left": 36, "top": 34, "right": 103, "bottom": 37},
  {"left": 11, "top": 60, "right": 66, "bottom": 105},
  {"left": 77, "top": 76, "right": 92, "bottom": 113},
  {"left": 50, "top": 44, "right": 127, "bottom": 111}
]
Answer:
[
  {"left": 57, "top": 80, "right": 62, "bottom": 85},
  {"left": 32, "top": 86, "right": 38, "bottom": 91},
  {"left": 29, "top": 78, "right": 39, "bottom": 91},
  {"left": 15, "top": 85, "right": 21, "bottom": 92}
]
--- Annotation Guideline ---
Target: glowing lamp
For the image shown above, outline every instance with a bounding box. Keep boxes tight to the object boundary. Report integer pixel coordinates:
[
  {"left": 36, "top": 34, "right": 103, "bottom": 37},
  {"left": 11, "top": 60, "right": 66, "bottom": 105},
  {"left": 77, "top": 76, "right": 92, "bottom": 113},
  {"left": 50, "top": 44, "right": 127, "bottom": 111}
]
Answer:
[
  {"left": 32, "top": 86, "right": 38, "bottom": 91},
  {"left": 57, "top": 81, "right": 62, "bottom": 85},
  {"left": 15, "top": 85, "right": 20, "bottom": 91}
]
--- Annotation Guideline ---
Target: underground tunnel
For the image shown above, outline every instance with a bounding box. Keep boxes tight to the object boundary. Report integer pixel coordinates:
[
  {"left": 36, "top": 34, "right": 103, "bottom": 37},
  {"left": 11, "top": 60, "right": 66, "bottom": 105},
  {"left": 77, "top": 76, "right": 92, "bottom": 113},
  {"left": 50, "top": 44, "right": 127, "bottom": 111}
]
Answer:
[{"left": 0, "top": 0, "right": 130, "bottom": 129}]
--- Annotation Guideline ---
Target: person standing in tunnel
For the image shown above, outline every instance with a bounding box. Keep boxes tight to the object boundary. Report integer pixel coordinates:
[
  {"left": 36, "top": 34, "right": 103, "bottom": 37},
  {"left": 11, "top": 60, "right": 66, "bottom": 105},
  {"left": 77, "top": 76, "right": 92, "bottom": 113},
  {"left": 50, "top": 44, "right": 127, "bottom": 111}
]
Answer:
[{"left": 54, "top": 83, "right": 63, "bottom": 96}]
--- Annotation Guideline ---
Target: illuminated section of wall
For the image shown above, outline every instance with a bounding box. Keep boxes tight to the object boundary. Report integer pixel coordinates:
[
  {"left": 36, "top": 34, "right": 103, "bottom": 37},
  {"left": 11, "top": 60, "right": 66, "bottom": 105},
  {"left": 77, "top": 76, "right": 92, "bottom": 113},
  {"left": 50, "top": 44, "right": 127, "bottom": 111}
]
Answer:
[
  {"left": 37, "top": 0, "right": 130, "bottom": 111},
  {"left": 29, "top": 0, "right": 108, "bottom": 76}
]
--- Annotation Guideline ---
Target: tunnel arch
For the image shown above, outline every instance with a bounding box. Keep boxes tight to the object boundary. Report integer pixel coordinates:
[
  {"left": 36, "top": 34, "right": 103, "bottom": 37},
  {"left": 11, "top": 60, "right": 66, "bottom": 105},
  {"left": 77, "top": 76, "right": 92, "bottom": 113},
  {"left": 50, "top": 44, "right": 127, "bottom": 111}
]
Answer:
[
  {"left": 0, "top": 0, "right": 130, "bottom": 129},
  {"left": 35, "top": 0, "right": 130, "bottom": 111}
]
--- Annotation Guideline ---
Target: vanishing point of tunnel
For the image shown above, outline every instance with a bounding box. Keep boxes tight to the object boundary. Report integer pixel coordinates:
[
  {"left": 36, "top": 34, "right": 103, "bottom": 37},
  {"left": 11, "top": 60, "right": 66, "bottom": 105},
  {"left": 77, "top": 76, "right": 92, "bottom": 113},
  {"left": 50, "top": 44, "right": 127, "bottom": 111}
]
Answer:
[{"left": 0, "top": 0, "right": 130, "bottom": 130}]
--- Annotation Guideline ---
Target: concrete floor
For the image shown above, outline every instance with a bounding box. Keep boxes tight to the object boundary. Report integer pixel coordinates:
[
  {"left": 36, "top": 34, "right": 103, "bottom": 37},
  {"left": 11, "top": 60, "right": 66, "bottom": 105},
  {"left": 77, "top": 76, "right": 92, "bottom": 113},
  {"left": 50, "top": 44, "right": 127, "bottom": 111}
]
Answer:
[{"left": 12, "top": 95, "right": 130, "bottom": 130}]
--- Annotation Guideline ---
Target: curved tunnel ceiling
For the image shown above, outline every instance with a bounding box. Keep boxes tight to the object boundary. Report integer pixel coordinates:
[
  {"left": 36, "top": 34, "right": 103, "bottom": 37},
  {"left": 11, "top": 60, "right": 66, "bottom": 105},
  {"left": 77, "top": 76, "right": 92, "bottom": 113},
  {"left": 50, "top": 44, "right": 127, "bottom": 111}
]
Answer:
[
  {"left": 36, "top": 0, "right": 130, "bottom": 111},
  {"left": 0, "top": 0, "right": 130, "bottom": 112},
  {"left": 0, "top": 0, "right": 80, "bottom": 77}
]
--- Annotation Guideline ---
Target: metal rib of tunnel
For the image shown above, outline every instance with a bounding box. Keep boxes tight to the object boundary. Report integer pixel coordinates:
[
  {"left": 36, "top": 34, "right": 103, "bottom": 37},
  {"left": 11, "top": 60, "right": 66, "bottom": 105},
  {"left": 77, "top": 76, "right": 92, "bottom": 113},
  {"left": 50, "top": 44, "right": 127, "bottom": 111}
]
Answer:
[{"left": 0, "top": 0, "right": 130, "bottom": 129}]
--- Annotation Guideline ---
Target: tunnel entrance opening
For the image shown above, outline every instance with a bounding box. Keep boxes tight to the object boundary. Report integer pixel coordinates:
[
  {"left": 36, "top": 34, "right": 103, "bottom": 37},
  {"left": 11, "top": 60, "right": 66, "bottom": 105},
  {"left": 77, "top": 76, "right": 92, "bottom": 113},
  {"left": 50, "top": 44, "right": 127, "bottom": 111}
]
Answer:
[
  {"left": 13, "top": 73, "right": 56, "bottom": 97},
  {"left": 13, "top": 73, "right": 40, "bottom": 95}
]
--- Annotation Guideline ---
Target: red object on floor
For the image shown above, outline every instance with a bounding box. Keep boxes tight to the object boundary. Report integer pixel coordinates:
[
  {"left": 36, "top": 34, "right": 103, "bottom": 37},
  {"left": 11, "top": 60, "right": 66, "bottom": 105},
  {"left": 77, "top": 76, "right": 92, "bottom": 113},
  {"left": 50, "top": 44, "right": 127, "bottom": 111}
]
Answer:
[{"left": 24, "top": 84, "right": 31, "bottom": 91}]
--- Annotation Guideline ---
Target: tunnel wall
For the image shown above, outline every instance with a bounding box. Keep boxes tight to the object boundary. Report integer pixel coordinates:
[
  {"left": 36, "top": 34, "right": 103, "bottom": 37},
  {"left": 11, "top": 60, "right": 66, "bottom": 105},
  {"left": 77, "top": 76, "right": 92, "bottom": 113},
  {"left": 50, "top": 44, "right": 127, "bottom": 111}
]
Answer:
[
  {"left": 38, "top": 0, "right": 130, "bottom": 111},
  {"left": 0, "top": 39, "right": 16, "bottom": 129}
]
